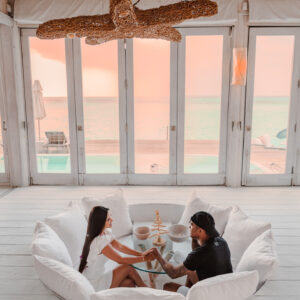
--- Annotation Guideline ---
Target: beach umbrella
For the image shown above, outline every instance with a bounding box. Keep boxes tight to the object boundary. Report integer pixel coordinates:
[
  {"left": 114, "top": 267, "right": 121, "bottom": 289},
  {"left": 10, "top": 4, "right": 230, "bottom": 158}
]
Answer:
[
  {"left": 276, "top": 128, "right": 287, "bottom": 139},
  {"left": 32, "top": 80, "right": 46, "bottom": 141}
]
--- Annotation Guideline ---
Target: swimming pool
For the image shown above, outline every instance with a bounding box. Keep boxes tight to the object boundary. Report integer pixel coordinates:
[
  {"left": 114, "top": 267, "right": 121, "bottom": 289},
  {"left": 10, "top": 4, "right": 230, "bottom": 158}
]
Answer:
[{"left": 35, "top": 154, "right": 263, "bottom": 175}]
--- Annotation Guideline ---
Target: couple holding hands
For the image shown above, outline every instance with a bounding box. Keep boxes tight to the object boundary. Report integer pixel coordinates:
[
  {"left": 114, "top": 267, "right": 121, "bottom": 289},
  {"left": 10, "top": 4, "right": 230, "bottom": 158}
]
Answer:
[{"left": 79, "top": 206, "right": 232, "bottom": 296}]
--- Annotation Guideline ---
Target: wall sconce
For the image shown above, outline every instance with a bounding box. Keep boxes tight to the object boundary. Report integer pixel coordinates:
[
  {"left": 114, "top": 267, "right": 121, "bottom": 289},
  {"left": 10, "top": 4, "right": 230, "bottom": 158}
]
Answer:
[{"left": 232, "top": 48, "right": 247, "bottom": 86}]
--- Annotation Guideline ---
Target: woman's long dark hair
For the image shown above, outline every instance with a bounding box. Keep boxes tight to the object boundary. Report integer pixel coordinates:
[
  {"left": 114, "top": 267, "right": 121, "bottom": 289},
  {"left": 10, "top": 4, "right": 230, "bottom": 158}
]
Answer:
[{"left": 79, "top": 206, "right": 109, "bottom": 273}]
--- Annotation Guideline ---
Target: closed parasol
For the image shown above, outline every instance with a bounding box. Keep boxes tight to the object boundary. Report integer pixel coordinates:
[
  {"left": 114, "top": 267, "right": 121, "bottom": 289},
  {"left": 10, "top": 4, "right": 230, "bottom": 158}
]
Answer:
[{"left": 32, "top": 80, "right": 46, "bottom": 141}]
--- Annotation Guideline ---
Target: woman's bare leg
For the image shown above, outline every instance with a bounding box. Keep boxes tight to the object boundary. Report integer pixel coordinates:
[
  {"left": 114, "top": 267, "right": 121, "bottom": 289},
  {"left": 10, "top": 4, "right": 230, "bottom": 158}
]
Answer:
[
  {"left": 110, "top": 265, "right": 147, "bottom": 288},
  {"left": 127, "top": 267, "right": 147, "bottom": 287},
  {"left": 119, "top": 278, "right": 135, "bottom": 287}
]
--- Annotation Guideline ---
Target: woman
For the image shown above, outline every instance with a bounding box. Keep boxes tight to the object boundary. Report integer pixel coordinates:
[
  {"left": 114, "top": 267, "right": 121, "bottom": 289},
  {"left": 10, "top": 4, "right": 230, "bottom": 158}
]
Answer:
[{"left": 79, "top": 206, "right": 154, "bottom": 290}]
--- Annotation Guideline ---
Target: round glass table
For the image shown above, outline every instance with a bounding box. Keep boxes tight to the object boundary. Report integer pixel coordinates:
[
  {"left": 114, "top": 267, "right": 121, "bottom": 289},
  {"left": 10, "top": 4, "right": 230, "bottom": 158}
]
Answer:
[{"left": 130, "top": 230, "right": 191, "bottom": 288}]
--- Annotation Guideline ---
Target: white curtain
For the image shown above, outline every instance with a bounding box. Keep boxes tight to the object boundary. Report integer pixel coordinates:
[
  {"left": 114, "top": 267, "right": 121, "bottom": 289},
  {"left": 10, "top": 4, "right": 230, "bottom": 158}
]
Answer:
[
  {"left": 14, "top": 0, "right": 238, "bottom": 26},
  {"left": 249, "top": 0, "right": 300, "bottom": 25}
]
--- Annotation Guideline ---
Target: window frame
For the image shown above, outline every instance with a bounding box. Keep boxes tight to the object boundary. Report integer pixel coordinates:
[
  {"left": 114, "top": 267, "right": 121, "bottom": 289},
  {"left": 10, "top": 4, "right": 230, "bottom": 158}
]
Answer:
[
  {"left": 176, "top": 27, "right": 231, "bottom": 185},
  {"left": 242, "top": 27, "right": 300, "bottom": 186}
]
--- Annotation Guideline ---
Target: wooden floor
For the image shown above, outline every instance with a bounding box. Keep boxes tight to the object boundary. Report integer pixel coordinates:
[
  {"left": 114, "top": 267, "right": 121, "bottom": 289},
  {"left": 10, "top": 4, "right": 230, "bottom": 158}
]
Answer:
[{"left": 0, "top": 186, "right": 299, "bottom": 300}]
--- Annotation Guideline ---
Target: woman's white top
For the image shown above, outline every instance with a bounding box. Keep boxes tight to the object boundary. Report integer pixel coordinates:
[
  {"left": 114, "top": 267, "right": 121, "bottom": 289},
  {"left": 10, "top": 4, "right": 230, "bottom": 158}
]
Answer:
[{"left": 83, "top": 228, "right": 116, "bottom": 283}]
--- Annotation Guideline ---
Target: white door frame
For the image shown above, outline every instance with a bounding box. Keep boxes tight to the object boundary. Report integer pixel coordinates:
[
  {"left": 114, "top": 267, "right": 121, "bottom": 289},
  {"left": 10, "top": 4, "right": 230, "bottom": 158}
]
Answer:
[
  {"left": 125, "top": 39, "right": 177, "bottom": 185},
  {"left": 242, "top": 27, "right": 300, "bottom": 186},
  {"left": 21, "top": 29, "right": 78, "bottom": 185},
  {"left": 72, "top": 39, "right": 128, "bottom": 185},
  {"left": 176, "top": 27, "right": 231, "bottom": 185},
  {"left": 293, "top": 29, "right": 300, "bottom": 186},
  {"left": 0, "top": 55, "right": 10, "bottom": 183}
]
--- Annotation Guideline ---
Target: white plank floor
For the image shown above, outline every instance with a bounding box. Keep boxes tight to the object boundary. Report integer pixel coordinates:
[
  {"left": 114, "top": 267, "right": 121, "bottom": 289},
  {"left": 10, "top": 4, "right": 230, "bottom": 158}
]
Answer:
[{"left": 0, "top": 186, "right": 299, "bottom": 300}]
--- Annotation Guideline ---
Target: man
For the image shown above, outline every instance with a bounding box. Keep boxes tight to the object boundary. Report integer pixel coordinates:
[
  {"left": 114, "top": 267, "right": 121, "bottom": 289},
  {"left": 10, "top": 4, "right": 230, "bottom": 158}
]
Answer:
[{"left": 152, "top": 211, "right": 233, "bottom": 296}]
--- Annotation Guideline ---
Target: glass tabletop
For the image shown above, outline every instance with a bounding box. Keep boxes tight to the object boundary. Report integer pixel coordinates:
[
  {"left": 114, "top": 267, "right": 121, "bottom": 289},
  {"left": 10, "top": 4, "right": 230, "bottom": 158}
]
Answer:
[{"left": 131, "top": 230, "right": 191, "bottom": 274}]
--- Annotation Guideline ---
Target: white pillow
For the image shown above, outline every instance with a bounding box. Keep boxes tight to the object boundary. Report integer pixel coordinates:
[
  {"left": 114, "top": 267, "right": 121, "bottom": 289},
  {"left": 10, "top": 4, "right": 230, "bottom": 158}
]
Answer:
[
  {"left": 33, "top": 255, "right": 94, "bottom": 300},
  {"left": 186, "top": 271, "right": 258, "bottom": 300},
  {"left": 223, "top": 206, "right": 271, "bottom": 269},
  {"left": 45, "top": 206, "right": 87, "bottom": 268},
  {"left": 179, "top": 191, "right": 232, "bottom": 235},
  {"left": 81, "top": 189, "right": 132, "bottom": 238},
  {"left": 236, "top": 229, "right": 278, "bottom": 289},
  {"left": 91, "top": 287, "right": 185, "bottom": 300},
  {"left": 32, "top": 221, "right": 72, "bottom": 266}
]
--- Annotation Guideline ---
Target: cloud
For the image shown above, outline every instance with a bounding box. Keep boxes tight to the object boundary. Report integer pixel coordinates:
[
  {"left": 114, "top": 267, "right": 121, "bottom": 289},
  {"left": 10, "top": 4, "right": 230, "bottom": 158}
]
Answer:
[
  {"left": 30, "top": 38, "right": 65, "bottom": 64},
  {"left": 30, "top": 37, "right": 119, "bottom": 71},
  {"left": 30, "top": 49, "right": 68, "bottom": 97}
]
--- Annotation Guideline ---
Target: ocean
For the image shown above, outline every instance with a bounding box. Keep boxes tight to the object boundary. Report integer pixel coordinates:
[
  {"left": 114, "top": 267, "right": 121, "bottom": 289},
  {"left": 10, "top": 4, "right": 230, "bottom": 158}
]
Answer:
[{"left": 36, "top": 96, "right": 290, "bottom": 142}]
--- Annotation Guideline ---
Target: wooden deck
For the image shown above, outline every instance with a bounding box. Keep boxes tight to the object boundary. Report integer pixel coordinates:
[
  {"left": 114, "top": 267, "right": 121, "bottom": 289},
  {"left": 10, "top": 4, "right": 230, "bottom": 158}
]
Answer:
[{"left": 0, "top": 186, "right": 299, "bottom": 299}]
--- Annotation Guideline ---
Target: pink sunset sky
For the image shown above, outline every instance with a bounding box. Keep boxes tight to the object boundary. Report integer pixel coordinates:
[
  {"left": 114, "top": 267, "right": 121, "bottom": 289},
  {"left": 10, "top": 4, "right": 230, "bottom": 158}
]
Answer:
[{"left": 29, "top": 35, "right": 294, "bottom": 98}]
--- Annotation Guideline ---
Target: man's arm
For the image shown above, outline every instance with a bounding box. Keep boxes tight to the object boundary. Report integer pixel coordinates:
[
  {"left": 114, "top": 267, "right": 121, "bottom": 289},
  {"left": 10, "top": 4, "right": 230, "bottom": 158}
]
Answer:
[{"left": 154, "top": 249, "right": 189, "bottom": 279}]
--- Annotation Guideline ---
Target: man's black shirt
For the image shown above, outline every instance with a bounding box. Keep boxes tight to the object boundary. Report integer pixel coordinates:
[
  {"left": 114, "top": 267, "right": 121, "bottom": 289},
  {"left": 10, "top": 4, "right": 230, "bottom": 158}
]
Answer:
[{"left": 183, "top": 236, "right": 233, "bottom": 281}]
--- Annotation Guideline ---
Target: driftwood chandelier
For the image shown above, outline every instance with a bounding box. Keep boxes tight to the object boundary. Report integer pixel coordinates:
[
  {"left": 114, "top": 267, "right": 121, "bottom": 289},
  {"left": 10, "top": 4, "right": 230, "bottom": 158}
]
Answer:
[{"left": 37, "top": 0, "right": 218, "bottom": 45}]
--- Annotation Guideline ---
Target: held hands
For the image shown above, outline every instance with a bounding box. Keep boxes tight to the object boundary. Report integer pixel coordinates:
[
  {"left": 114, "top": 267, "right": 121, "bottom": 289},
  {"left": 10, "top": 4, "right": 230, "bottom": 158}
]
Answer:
[
  {"left": 151, "top": 247, "right": 160, "bottom": 259},
  {"left": 142, "top": 247, "right": 160, "bottom": 261}
]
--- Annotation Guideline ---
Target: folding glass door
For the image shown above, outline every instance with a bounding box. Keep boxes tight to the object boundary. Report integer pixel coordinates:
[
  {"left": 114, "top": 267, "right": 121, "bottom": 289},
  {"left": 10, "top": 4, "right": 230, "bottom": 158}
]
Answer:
[
  {"left": 22, "top": 27, "right": 231, "bottom": 185},
  {"left": 75, "top": 30, "right": 231, "bottom": 185},
  {"left": 242, "top": 27, "right": 300, "bottom": 186},
  {"left": 22, "top": 29, "right": 79, "bottom": 184},
  {"left": 177, "top": 28, "right": 231, "bottom": 185},
  {"left": 72, "top": 39, "right": 127, "bottom": 185},
  {"left": 125, "top": 39, "right": 177, "bottom": 184},
  {"left": 73, "top": 38, "right": 176, "bottom": 185}
]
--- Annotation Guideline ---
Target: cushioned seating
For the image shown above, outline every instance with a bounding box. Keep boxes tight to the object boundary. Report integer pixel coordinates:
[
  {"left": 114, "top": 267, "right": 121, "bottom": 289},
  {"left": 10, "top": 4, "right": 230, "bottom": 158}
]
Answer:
[
  {"left": 179, "top": 190, "right": 232, "bottom": 235},
  {"left": 45, "top": 205, "right": 87, "bottom": 268},
  {"left": 32, "top": 190, "right": 278, "bottom": 300},
  {"left": 223, "top": 206, "right": 272, "bottom": 270},
  {"left": 236, "top": 229, "right": 278, "bottom": 289},
  {"left": 91, "top": 287, "right": 186, "bottom": 300},
  {"left": 34, "top": 255, "right": 94, "bottom": 300},
  {"left": 32, "top": 221, "right": 73, "bottom": 266},
  {"left": 81, "top": 189, "right": 133, "bottom": 238}
]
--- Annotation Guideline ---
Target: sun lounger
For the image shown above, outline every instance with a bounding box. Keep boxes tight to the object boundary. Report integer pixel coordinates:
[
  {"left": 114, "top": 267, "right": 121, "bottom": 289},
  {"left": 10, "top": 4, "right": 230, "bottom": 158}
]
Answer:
[{"left": 43, "top": 131, "right": 69, "bottom": 153}]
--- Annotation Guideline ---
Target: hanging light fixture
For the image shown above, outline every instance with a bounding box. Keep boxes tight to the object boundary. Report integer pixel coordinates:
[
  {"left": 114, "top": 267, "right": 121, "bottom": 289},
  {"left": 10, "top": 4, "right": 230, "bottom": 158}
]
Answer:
[{"left": 37, "top": 0, "right": 218, "bottom": 45}]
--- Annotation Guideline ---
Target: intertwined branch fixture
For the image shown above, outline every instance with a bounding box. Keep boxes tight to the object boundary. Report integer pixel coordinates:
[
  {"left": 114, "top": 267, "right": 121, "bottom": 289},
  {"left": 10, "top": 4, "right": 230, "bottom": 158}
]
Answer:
[{"left": 36, "top": 0, "right": 218, "bottom": 45}]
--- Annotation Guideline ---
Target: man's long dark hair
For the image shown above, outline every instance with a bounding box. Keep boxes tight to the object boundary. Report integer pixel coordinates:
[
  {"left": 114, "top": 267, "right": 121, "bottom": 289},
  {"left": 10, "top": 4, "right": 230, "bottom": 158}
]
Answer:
[{"left": 79, "top": 206, "right": 109, "bottom": 273}]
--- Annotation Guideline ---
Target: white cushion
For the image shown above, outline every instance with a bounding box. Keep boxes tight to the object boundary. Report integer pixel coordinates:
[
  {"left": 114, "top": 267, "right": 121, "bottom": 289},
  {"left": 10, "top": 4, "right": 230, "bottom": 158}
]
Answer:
[
  {"left": 186, "top": 271, "right": 259, "bottom": 300},
  {"left": 45, "top": 206, "right": 87, "bottom": 268},
  {"left": 91, "top": 287, "right": 185, "bottom": 300},
  {"left": 236, "top": 229, "right": 278, "bottom": 289},
  {"left": 179, "top": 191, "right": 232, "bottom": 235},
  {"left": 223, "top": 206, "right": 271, "bottom": 269},
  {"left": 34, "top": 255, "right": 94, "bottom": 300},
  {"left": 81, "top": 189, "right": 132, "bottom": 238},
  {"left": 32, "top": 221, "right": 72, "bottom": 266}
]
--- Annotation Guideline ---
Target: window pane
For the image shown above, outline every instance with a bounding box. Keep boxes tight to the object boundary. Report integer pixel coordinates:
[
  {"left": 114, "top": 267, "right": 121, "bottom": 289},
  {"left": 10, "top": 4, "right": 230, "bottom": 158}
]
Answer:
[
  {"left": 133, "top": 39, "right": 170, "bottom": 174},
  {"left": 29, "top": 38, "right": 71, "bottom": 173},
  {"left": 81, "top": 40, "right": 120, "bottom": 174},
  {"left": 184, "top": 36, "right": 223, "bottom": 174},
  {"left": 249, "top": 36, "right": 294, "bottom": 174}
]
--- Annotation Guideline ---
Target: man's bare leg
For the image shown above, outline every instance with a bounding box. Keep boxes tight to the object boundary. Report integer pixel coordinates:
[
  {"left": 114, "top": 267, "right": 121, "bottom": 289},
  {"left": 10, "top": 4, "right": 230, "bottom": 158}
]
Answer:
[
  {"left": 187, "top": 270, "right": 199, "bottom": 285},
  {"left": 185, "top": 276, "right": 193, "bottom": 288},
  {"left": 163, "top": 282, "right": 182, "bottom": 292}
]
